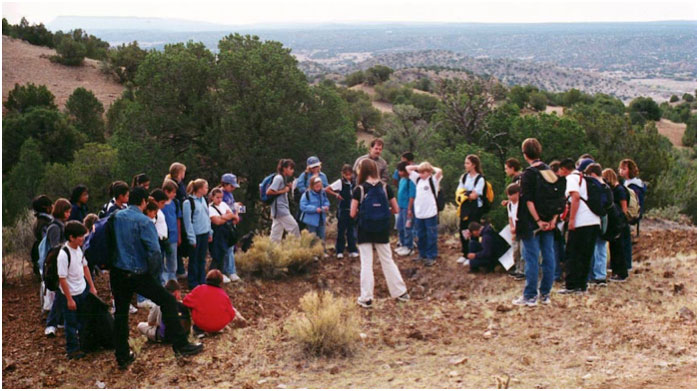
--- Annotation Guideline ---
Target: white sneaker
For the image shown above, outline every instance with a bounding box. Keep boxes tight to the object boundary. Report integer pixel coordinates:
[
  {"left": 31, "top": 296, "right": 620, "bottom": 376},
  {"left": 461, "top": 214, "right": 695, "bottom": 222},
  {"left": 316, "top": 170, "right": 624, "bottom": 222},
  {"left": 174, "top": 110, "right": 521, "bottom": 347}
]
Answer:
[
  {"left": 349, "top": 252, "right": 359, "bottom": 258},
  {"left": 462, "top": 259, "right": 470, "bottom": 266},
  {"left": 44, "top": 326, "right": 57, "bottom": 337},
  {"left": 222, "top": 274, "right": 231, "bottom": 284},
  {"left": 336, "top": 253, "right": 344, "bottom": 259},
  {"left": 129, "top": 304, "right": 139, "bottom": 314},
  {"left": 228, "top": 273, "right": 241, "bottom": 283},
  {"left": 56, "top": 324, "right": 64, "bottom": 329},
  {"left": 137, "top": 299, "right": 155, "bottom": 309},
  {"left": 456, "top": 256, "right": 467, "bottom": 264},
  {"left": 394, "top": 245, "right": 404, "bottom": 254},
  {"left": 396, "top": 247, "right": 413, "bottom": 256}
]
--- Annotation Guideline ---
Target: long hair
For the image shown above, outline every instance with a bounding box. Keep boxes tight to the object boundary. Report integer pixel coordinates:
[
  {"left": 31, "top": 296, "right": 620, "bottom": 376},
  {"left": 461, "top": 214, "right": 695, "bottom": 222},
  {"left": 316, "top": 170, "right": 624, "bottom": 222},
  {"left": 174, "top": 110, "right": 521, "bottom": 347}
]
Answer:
[
  {"left": 466, "top": 154, "right": 483, "bottom": 175},
  {"left": 51, "top": 198, "right": 72, "bottom": 220},
  {"left": 602, "top": 168, "right": 619, "bottom": 187},
  {"left": 168, "top": 162, "right": 186, "bottom": 181},
  {"left": 276, "top": 159, "right": 295, "bottom": 174},
  {"left": 620, "top": 159, "right": 639, "bottom": 179},
  {"left": 69, "top": 185, "right": 88, "bottom": 204},
  {"left": 356, "top": 158, "right": 379, "bottom": 185}
]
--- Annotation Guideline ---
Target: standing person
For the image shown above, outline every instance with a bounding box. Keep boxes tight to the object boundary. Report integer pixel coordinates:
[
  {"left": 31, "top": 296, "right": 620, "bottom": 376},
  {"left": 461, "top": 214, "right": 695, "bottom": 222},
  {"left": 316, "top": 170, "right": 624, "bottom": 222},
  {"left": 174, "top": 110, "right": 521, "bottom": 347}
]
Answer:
[
  {"left": 350, "top": 158, "right": 409, "bottom": 308},
  {"left": 56, "top": 221, "right": 98, "bottom": 359},
  {"left": 392, "top": 152, "right": 415, "bottom": 187},
  {"left": 618, "top": 158, "right": 645, "bottom": 270},
  {"left": 502, "top": 159, "right": 524, "bottom": 279},
  {"left": 299, "top": 175, "right": 331, "bottom": 254},
  {"left": 550, "top": 160, "right": 567, "bottom": 283},
  {"left": 603, "top": 168, "right": 630, "bottom": 282},
  {"left": 406, "top": 161, "right": 443, "bottom": 266},
  {"left": 325, "top": 164, "right": 359, "bottom": 259},
  {"left": 220, "top": 174, "right": 241, "bottom": 283},
  {"left": 512, "top": 138, "right": 558, "bottom": 307},
  {"left": 183, "top": 179, "right": 213, "bottom": 290},
  {"left": 455, "top": 155, "right": 485, "bottom": 265},
  {"left": 137, "top": 196, "right": 168, "bottom": 309},
  {"left": 353, "top": 138, "right": 390, "bottom": 184},
  {"left": 132, "top": 173, "right": 151, "bottom": 190},
  {"left": 166, "top": 162, "right": 188, "bottom": 279},
  {"left": 68, "top": 185, "right": 89, "bottom": 223},
  {"left": 558, "top": 159, "right": 601, "bottom": 295},
  {"left": 161, "top": 180, "right": 180, "bottom": 284},
  {"left": 505, "top": 183, "right": 522, "bottom": 278},
  {"left": 267, "top": 159, "right": 301, "bottom": 243},
  {"left": 111, "top": 187, "right": 202, "bottom": 370},
  {"left": 294, "top": 156, "right": 329, "bottom": 230},
  {"left": 31, "top": 195, "right": 54, "bottom": 277},
  {"left": 43, "top": 198, "right": 72, "bottom": 337},
  {"left": 208, "top": 187, "right": 235, "bottom": 283},
  {"left": 104, "top": 181, "right": 129, "bottom": 218},
  {"left": 582, "top": 162, "right": 609, "bottom": 287},
  {"left": 393, "top": 162, "right": 416, "bottom": 257}
]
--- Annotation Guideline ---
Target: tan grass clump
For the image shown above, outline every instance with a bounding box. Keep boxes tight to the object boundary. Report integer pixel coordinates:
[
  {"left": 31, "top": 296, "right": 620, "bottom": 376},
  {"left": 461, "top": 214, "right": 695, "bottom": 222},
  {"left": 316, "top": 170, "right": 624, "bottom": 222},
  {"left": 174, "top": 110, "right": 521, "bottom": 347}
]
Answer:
[
  {"left": 285, "top": 230, "right": 325, "bottom": 273},
  {"left": 438, "top": 203, "right": 460, "bottom": 234},
  {"left": 286, "top": 291, "right": 361, "bottom": 357},
  {"left": 236, "top": 231, "right": 325, "bottom": 277}
]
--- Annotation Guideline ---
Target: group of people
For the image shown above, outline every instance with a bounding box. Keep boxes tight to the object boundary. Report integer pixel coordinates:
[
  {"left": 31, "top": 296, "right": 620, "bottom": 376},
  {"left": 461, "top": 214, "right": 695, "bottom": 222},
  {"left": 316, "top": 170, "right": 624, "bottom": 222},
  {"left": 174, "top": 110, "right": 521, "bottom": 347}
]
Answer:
[{"left": 29, "top": 136, "right": 646, "bottom": 368}]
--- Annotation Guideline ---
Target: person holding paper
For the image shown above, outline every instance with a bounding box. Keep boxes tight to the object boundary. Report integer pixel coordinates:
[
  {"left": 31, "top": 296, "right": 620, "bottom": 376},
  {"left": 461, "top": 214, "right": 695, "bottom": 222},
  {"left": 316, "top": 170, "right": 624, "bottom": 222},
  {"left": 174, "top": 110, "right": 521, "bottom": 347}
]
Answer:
[{"left": 465, "top": 222, "right": 510, "bottom": 272}]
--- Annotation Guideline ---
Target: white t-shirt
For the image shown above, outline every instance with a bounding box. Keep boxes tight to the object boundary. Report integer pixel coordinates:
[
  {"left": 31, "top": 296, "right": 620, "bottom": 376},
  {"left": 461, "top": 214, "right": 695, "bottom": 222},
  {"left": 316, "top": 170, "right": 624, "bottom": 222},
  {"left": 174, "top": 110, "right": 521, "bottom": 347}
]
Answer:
[
  {"left": 153, "top": 210, "right": 168, "bottom": 240},
  {"left": 57, "top": 245, "right": 88, "bottom": 296},
  {"left": 209, "top": 202, "right": 232, "bottom": 218},
  {"left": 458, "top": 173, "right": 485, "bottom": 208},
  {"left": 409, "top": 171, "right": 441, "bottom": 219},
  {"left": 507, "top": 201, "right": 518, "bottom": 227},
  {"left": 565, "top": 171, "right": 601, "bottom": 228}
]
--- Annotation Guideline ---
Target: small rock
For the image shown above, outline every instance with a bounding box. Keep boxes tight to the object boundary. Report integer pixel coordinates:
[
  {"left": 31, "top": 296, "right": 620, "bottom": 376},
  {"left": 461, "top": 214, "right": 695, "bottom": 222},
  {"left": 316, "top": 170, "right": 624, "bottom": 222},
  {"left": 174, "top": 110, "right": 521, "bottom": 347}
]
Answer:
[
  {"left": 671, "top": 347, "right": 688, "bottom": 356},
  {"left": 673, "top": 283, "right": 685, "bottom": 294},
  {"left": 582, "top": 373, "right": 592, "bottom": 380},
  {"left": 329, "top": 366, "right": 340, "bottom": 375},
  {"left": 95, "top": 381, "right": 106, "bottom": 389},
  {"left": 449, "top": 356, "right": 468, "bottom": 366},
  {"left": 277, "top": 384, "right": 287, "bottom": 389},
  {"left": 257, "top": 379, "right": 269, "bottom": 385},
  {"left": 408, "top": 330, "right": 425, "bottom": 340},
  {"left": 521, "top": 356, "right": 531, "bottom": 366},
  {"left": 586, "top": 356, "right": 600, "bottom": 362},
  {"left": 678, "top": 307, "right": 695, "bottom": 321},
  {"left": 3, "top": 360, "right": 16, "bottom": 372},
  {"left": 496, "top": 304, "right": 512, "bottom": 312},
  {"left": 656, "top": 361, "right": 669, "bottom": 369},
  {"left": 359, "top": 333, "right": 367, "bottom": 339},
  {"left": 662, "top": 270, "right": 674, "bottom": 278},
  {"left": 448, "top": 370, "right": 459, "bottom": 377}
]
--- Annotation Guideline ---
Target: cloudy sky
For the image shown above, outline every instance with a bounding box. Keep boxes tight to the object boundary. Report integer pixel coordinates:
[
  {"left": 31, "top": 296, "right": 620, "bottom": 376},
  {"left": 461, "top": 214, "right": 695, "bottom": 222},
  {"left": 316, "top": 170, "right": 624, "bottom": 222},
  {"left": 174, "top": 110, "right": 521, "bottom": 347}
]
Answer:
[{"left": 3, "top": 0, "right": 697, "bottom": 25}]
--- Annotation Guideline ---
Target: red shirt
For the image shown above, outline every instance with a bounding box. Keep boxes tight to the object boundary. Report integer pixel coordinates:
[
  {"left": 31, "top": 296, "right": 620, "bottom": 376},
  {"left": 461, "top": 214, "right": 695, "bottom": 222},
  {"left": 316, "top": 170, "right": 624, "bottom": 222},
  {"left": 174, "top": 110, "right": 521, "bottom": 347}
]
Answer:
[{"left": 183, "top": 284, "right": 236, "bottom": 332}]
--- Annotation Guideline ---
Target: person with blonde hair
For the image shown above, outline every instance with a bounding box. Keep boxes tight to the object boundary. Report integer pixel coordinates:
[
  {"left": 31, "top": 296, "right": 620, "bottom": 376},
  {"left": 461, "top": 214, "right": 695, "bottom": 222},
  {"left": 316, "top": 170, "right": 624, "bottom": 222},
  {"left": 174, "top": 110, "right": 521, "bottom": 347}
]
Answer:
[{"left": 406, "top": 161, "right": 443, "bottom": 266}]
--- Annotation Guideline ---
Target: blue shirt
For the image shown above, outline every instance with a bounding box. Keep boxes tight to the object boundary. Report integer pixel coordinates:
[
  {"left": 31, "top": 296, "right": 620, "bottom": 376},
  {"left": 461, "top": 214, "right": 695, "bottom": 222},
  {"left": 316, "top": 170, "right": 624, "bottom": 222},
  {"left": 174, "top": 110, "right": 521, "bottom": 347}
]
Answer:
[
  {"left": 397, "top": 177, "right": 416, "bottom": 209},
  {"left": 182, "top": 196, "right": 212, "bottom": 245},
  {"left": 113, "top": 206, "right": 162, "bottom": 274},
  {"left": 299, "top": 189, "right": 330, "bottom": 227},
  {"left": 295, "top": 171, "right": 329, "bottom": 194},
  {"left": 222, "top": 190, "right": 235, "bottom": 211},
  {"left": 161, "top": 200, "right": 179, "bottom": 244}
]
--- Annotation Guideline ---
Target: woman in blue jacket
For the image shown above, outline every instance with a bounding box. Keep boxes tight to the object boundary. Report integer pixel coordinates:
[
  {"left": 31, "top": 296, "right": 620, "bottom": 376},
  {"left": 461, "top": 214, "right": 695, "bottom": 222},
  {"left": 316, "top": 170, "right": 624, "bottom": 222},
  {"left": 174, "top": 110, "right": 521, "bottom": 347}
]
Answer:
[{"left": 299, "top": 176, "right": 330, "bottom": 254}]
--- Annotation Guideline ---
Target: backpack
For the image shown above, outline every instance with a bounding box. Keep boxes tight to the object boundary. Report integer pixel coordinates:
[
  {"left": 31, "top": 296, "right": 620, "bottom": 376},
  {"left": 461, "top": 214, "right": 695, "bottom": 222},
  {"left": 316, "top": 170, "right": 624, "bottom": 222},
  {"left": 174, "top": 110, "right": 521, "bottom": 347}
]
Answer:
[
  {"left": 418, "top": 176, "right": 445, "bottom": 212},
  {"left": 602, "top": 202, "right": 625, "bottom": 241},
  {"left": 357, "top": 182, "right": 391, "bottom": 233},
  {"left": 43, "top": 245, "right": 70, "bottom": 292},
  {"left": 529, "top": 167, "right": 567, "bottom": 221},
  {"left": 460, "top": 174, "right": 494, "bottom": 214},
  {"left": 577, "top": 174, "right": 609, "bottom": 217},
  {"left": 625, "top": 182, "right": 646, "bottom": 224},
  {"left": 82, "top": 293, "right": 115, "bottom": 351},
  {"left": 83, "top": 213, "right": 117, "bottom": 271},
  {"left": 97, "top": 199, "right": 114, "bottom": 219},
  {"left": 259, "top": 173, "right": 279, "bottom": 205},
  {"left": 37, "top": 221, "right": 62, "bottom": 276}
]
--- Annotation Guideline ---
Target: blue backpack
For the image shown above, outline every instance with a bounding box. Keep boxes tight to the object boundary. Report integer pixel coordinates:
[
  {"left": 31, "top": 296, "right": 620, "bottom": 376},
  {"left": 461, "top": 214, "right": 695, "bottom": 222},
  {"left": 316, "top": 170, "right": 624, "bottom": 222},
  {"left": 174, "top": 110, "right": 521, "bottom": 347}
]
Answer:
[
  {"left": 37, "top": 221, "right": 61, "bottom": 276},
  {"left": 358, "top": 182, "right": 391, "bottom": 233},
  {"left": 259, "top": 173, "right": 279, "bottom": 205},
  {"left": 83, "top": 213, "right": 117, "bottom": 271}
]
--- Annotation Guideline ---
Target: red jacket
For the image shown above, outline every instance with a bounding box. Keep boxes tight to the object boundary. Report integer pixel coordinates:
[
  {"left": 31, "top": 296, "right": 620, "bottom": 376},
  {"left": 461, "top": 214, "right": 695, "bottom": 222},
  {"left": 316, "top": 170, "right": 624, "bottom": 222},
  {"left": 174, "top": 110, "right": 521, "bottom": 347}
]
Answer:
[{"left": 183, "top": 284, "right": 236, "bottom": 332}]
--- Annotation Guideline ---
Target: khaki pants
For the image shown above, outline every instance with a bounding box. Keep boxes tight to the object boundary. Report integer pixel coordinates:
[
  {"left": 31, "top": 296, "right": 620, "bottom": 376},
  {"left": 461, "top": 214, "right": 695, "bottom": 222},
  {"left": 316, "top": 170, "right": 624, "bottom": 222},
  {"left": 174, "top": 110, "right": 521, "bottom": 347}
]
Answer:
[
  {"left": 358, "top": 243, "right": 407, "bottom": 302},
  {"left": 513, "top": 237, "right": 525, "bottom": 274},
  {"left": 270, "top": 215, "right": 300, "bottom": 243},
  {"left": 137, "top": 322, "right": 158, "bottom": 342}
]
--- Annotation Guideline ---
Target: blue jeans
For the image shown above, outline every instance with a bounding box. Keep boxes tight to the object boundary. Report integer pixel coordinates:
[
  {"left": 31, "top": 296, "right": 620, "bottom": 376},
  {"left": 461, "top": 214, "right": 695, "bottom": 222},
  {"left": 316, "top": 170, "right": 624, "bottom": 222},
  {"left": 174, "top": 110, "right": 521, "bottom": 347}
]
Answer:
[
  {"left": 188, "top": 233, "right": 209, "bottom": 289},
  {"left": 224, "top": 246, "right": 237, "bottom": 275},
  {"left": 46, "top": 294, "right": 63, "bottom": 328},
  {"left": 57, "top": 287, "right": 89, "bottom": 354},
  {"left": 414, "top": 215, "right": 438, "bottom": 260},
  {"left": 554, "top": 235, "right": 565, "bottom": 280},
  {"left": 396, "top": 207, "right": 414, "bottom": 249},
  {"left": 162, "top": 242, "right": 178, "bottom": 284},
  {"left": 588, "top": 237, "right": 608, "bottom": 281},
  {"left": 622, "top": 224, "right": 632, "bottom": 270},
  {"left": 521, "top": 230, "right": 555, "bottom": 300},
  {"left": 335, "top": 212, "right": 357, "bottom": 254}
]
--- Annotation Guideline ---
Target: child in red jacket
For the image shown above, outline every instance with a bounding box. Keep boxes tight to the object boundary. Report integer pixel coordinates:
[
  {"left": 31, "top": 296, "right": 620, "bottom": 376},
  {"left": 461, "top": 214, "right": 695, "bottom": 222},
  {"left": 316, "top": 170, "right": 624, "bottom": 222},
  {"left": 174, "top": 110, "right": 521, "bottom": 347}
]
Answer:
[{"left": 183, "top": 270, "right": 239, "bottom": 336}]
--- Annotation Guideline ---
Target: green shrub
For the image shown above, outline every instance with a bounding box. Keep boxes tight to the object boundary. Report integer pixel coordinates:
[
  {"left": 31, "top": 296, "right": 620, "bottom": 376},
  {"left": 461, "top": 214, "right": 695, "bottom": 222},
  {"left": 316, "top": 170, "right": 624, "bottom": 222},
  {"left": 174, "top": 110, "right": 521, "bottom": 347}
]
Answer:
[
  {"left": 3, "top": 83, "right": 57, "bottom": 114},
  {"left": 51, "top": 37, "right": 86, "bottom": 66},
  {"left": 670, "top": 95, "right": 679, "bottom": 103},
  {"left": 645, "top": 206, "right": 693, "bottom": 225},
  {"left": 236, "top": 231, "right": 324, "bottom": 278},
  {"left": 344, "top": 71, "right": 365, "bottom": 87},
  {"left": 682, "top": 93, "right": 695, "bottom": 102},
  {"left": 682, "top": 114, "right": 696, "bottom": 147},
  {"left": 285, "top": 291, "right": 360, "bottom": 357}
]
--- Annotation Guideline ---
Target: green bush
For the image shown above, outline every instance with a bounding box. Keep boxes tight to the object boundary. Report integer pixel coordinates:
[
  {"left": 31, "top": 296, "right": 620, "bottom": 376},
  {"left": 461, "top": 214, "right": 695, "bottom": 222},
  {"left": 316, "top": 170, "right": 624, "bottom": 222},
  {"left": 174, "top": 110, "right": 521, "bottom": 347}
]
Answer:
[
  {"left": 236, "top": 231, "right": 325, "bottom": 278},
  {"left": 2, "top": 139, "right": 45, "bottom": 225},
  {"left": 649, "top": 148, "right": 696, "bottom": 223},
  {"left": 3, "top": 83, "right": 57, "bottom": 114},
  {"left": 628, "top": 97, "right": 661, "bottom": 125},
  {"left": 670, "top": 95, "right": 679, "bottom": 103},
  {"left": 65, "top": 87, "right": 105, "bottom": 142},
  {"left": 344, "top": 70, "right": 365, "bottom": 87},
  {"left": 682, "top": 114, "right": 696, "bottom": 147},
  {"left": 105, "top": 41, "right": 148, "bottom": 84},
  {"left": 683, "top": 93, "right": 695, "bottom": 102},
  {"left": 365, "top": 65, "right": 393, "bottom": 86},
  {"left": 51, "top": 36, "right": 86, "bottom": 66}
]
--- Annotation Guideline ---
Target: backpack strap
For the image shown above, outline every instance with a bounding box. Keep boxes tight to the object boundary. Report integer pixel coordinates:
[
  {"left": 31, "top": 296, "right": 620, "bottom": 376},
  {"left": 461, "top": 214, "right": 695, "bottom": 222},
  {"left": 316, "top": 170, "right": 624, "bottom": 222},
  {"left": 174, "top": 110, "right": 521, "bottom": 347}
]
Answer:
[
  {"left": 427, "top": 176, "right": 439, "bottom": 208},
  {"left": 211, "top": 204, "right": 223, "bottom": 217},
  {"left": 61, "top": 245, "right": 71, "bottom": 267}
]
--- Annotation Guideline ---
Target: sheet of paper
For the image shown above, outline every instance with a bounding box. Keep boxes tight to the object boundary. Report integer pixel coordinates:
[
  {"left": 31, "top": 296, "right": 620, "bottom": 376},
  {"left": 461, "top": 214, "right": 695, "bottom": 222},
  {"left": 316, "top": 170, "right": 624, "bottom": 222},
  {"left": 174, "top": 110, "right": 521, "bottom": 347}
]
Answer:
[
  {"left": 499, "top": 225, "right": 513, "bottom": 245},
  {"left": 498, "top": 247, "right": 515, "bottom": 270}
]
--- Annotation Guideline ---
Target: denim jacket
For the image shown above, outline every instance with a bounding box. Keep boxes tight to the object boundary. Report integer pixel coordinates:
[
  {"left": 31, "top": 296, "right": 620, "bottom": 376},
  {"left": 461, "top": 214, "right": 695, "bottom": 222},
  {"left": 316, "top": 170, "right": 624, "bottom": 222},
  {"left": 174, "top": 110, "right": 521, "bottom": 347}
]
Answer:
[
  {"left": 299, "top": 189, "right": 330, "bottom": 227},
  {"left": 113, "top": 206, "right": 162, "bottom": 274},
  {"left": 182, "top": 196, "right": 212, "bottom": 245}
]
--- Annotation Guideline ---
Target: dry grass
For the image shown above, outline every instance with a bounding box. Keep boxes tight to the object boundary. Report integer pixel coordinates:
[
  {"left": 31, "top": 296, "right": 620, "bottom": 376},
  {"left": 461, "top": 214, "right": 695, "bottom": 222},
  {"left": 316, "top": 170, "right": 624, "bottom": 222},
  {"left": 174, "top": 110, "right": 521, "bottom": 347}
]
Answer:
[
  {"left": 284, "top": 230, "right": 326, "bottom": 273},
  {"left": 236, "top": 231, "right": 325, "bottom": 277},
  {"left": 285, "top": 291, "right": 361, "bottom": 357},
  {"left": 2, "top": 209, "right": 36, "bottom": 284},
  {"left": 646, "top": 206, "right": 694, "bottom": 225},
  {"left": 438, "top": 203, "right": 460, "bottom": 235}
]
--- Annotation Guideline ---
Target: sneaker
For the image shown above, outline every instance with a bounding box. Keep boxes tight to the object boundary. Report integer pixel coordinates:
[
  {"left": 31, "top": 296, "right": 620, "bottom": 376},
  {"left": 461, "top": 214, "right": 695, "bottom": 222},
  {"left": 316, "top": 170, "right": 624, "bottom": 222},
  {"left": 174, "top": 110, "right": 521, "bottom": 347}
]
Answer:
[
  {"left": 336, "top": 253, "right": 344, "bottom": 259},
  {"left": 129, "top": 304, "right": 139, "bottom": 314},
  {"left": 228, "top": 273, "right": 241, "bottom": 283},
  {"left": 411, "top": 257, "right": 423, "bottom": 263},
  {"left": 356, "top": 298, "right": 373, "bottom": 309},
  {"left": 176, "top": 272, "right": 188, "bottom": 279},
  {"left": 117, "top": 351, "right": 136, "bottom": 370},
  {"left": 456, "top": 256, "right": 467, "bottom": 264},
  {"left": 423, "top": 258, "right": 437, "bottom": 267},
  {"left": 539, "top": 294, "right": 551, "bottom": 305},
  {"left": 44, "top": 326, "right": 57, "bottom": 337},
  {"left": 137, "top": 299, "right": 155, "bottom": 309},
  {"left": 67, "top": 350, "right": 86, "bottom": 360},
  {"left": 349, "top": 252, "right": 359, "bottom": 258},
  {"left": 557, "top": 288, "right": 584, "bottom": 295},
  {"left": 173, "top": 342, "right": 204, "bottom": 357},
  {"left": 512, "top": 296, "right": 538, "bottom": 307},
  {"left": 56, "top": 324, "right": 65, "bottom": 329},
  {"left": 222, "top": 274, "right": 231, "bottom": 284},
  {"left": 397, "top": 292, "right": 410, "bottom": 302},
  {"left": 610, "top": 274, "right": 628, "bottom": 283},
  {"left": 461, "top": 258, "right": 470, "bottom": 266},
  {"left": 394, "top": 245, "right": 404, "bottom": 253},
  {"left": 591, "top": 279, "right": 608, "bottom": 287},
  {"left": 396, "top": 247, "right": 413, "bottom": 256},
  {"left": 192, "top": 326, "right": 206, "bottom": 339},
  {"left": 514, "top": 273, "right": 526, "bottom": 281}
]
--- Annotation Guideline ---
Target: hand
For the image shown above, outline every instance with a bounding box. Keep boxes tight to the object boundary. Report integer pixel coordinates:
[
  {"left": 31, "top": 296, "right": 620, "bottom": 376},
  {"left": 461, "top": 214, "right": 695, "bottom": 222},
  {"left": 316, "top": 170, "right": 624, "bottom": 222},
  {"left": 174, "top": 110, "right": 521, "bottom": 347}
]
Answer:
[
  {"left": 537, "top": 220, "right": 549, "bottom": 231},
  {"left": 323, "top": 206, "right": 329, "bottom": 212},
  {"left": 232, "top": 215, "right": 240, "bottom": 224},
  {"left": 467, "top": 253, "right": 476, "bottom": 260},
  {"left": 190, "top": 242, "right": 196, "bottom": 248},
  {"left": 568, "top": 219, "right": 576, "bottom": 231},
  {"left": 510, "top": 227, "right": 516, "bottom": 236},
  {"left": 208, "top": 236, "right": 213, "bottom": 243},
  {"left": 336, "top": 194, "right": 343, "bottom": 200},
  {"left": 407, "top": 210, "right": 413, "bottom": 218},
  {"left": 316, "top": 208, "right": 322, "bottom": 213},
  {"left": 67, "top": 298, "right": 77, "bottom": 311},
  {"left": 90, "top": 287, "right": 98, "bottom": 296},
  {"left": 501, "top": 199, "right": 508, "bottom": 207}
]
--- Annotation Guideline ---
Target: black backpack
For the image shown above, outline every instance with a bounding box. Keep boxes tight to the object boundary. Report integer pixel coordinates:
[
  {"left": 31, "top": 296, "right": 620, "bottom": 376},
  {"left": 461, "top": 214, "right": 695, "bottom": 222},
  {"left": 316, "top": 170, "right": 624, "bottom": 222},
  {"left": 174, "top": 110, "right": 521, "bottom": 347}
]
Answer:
[
  {"left": 418, "top": 176, "right": 445, "bottom": 212},
  {"left": 81, "top": 293, "right": 115, "bottom": 351},
  {"left": 530, "top": 166, "right": 567, "bottom": 221},
  {"left": 43, "top": 245, "right": 70, "bottom": 292},
  {"left": 577, "top": 174, "right": 610, "bottom": 217}
]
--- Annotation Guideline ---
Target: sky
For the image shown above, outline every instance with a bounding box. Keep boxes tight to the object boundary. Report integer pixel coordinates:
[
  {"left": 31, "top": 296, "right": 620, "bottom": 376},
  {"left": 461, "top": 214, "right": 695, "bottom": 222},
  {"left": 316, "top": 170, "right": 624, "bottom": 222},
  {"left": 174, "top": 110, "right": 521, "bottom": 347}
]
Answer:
[{"left": 2, "top": 0, "right": 697, "bottom": 26}]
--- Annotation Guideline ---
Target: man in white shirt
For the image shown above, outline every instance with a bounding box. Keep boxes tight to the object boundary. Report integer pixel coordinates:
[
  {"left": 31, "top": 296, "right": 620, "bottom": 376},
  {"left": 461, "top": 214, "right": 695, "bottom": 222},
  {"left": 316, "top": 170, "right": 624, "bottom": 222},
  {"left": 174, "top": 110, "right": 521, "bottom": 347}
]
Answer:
[{"left": 558, "top": 158, "right": 601, "bottom": 294}]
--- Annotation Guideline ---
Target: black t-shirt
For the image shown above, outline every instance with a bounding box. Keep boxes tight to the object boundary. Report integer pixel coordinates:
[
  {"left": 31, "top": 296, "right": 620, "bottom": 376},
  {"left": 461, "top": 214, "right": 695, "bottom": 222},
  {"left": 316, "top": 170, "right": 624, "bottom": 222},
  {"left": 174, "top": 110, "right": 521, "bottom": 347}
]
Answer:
[
  {"left": 352, "top": 182, "right": 395, "bottom": 244},
  {"left": 612, "top": 183, "right": 629, "bottom": 209},
  {"left": 516, "top": 162, "right": 551, "bottom": 238}
]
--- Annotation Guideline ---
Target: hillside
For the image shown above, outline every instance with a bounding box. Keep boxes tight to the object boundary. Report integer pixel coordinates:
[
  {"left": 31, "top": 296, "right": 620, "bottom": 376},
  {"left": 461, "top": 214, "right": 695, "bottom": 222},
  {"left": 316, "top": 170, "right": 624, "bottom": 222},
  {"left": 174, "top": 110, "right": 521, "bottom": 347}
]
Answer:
[{"left": 2, "top": 36, "right": 123, "bottom": 112}]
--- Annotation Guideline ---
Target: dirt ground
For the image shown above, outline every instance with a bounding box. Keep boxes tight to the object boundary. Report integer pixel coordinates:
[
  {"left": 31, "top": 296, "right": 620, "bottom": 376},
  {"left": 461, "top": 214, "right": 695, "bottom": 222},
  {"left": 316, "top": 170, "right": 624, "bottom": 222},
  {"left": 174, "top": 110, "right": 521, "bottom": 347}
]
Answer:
[
  {"left": 2, "top": 223, "right": 696, "bottom": 389},
  {"left": 656, "top": 118, "right": 688, "bottom": 148},
  {"left": 2, "top": 36, "right": 124, "bottom": 113}
]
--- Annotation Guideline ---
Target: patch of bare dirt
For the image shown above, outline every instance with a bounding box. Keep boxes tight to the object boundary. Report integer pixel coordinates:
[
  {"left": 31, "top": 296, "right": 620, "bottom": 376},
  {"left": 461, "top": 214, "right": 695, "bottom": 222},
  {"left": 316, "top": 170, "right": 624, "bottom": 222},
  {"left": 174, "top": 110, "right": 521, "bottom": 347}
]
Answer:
[
  {"left": 656, "top": 118, "right": 688, "bottom": 148},
  {"left": 2, "top": 36, "right": 124, "bottom": 113},
  {"left": 2, "top": 224, "right": 696, "bottom": 388}
]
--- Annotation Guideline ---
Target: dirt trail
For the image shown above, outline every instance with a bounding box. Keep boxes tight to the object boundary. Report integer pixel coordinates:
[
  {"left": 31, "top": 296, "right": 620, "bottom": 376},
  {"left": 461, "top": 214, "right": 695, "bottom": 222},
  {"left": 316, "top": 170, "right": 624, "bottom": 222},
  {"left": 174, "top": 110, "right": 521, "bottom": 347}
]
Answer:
[{"left": 2, "top": 225, "right": 696, "bottom": 388}]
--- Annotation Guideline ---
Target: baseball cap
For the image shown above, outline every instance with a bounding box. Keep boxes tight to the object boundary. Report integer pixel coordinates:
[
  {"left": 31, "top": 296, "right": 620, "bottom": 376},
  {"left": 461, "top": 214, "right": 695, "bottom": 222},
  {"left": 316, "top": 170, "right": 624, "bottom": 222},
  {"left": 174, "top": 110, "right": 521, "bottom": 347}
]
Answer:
[
  {"left": 576, "top": 158, "right": 595, "bottom": 172},
  {"left": 306, "top": 156, "right": 321, "bottom": 168},
  {"left": 221, "top": 173, "right": 239, "bottom": 188}
]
